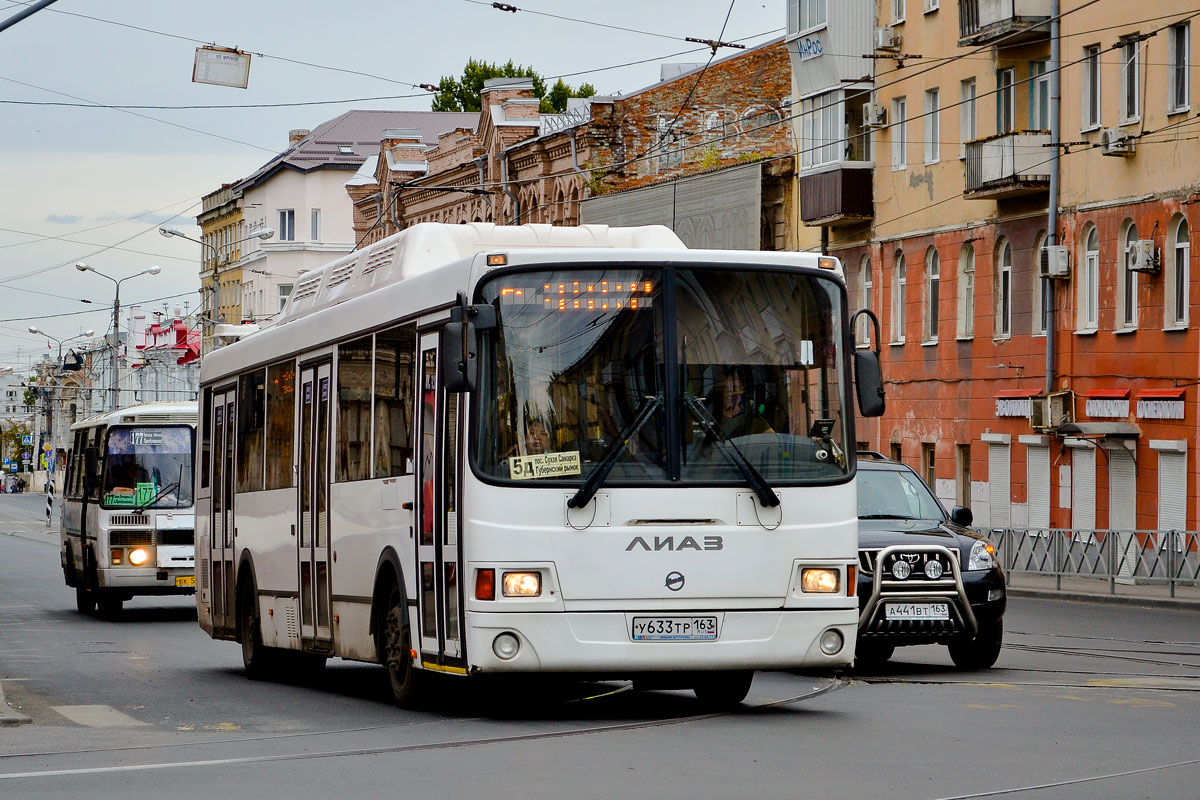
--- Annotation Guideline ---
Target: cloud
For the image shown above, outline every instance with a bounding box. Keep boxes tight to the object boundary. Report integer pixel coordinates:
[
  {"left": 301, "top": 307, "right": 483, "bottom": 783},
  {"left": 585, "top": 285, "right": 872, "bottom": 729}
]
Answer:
[
  {"left": 45, "top": 214, "right": 83, "bottom": 224},
  {"left": 93, "top": 209, "right": 193, "bottom": 226}
]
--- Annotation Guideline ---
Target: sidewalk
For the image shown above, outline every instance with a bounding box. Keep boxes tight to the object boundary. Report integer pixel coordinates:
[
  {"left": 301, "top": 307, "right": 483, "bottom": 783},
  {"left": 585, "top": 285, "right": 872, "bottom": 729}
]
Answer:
[{"left": 1006, "top": 571, "right": 1200, "bottom": 610}]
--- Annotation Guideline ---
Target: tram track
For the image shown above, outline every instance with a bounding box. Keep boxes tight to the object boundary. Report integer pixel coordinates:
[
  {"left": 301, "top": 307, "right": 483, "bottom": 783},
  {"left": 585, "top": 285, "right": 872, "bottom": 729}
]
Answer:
[{"left": 0, "top": 678, "right": 846, "bottom": 781}]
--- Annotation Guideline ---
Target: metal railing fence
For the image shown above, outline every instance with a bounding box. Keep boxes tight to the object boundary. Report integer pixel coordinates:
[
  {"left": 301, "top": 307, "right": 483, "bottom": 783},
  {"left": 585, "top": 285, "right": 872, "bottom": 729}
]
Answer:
[{"left": 980, "top": 528, "right": 1200, "bottom": 598}]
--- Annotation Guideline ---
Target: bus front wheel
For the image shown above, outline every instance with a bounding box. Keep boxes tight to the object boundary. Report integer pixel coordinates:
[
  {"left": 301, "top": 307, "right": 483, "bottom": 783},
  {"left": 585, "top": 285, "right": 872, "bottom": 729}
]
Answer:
[
  {"left": 382, "top": 583, "right": 419, "bottom": 707},
  {"left": 96, "top": 591, "right": 123, "bottom": 619},
  {"left": 239, "top": 588, "right": 278, "bottom": 680},
  {"left": 75, "top": 584, "right": 96, "bottom": 614},
  {"left": 692, "top": 670, "right": 754, "bottom": 707}
]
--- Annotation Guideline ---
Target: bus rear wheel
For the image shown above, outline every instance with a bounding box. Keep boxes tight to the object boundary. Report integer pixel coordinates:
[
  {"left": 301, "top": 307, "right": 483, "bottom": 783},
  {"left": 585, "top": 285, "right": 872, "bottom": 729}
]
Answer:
[
  {"left": 692, "top": 670, "right": 753, "bottom": 708},
  {"left": 382, "top": 583, "right": 419, "bottom": 707}
]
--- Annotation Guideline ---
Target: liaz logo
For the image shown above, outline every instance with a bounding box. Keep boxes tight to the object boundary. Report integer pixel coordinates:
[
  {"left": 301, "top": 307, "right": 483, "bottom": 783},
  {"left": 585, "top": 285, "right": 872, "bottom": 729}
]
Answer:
[{"left": 625, "top": 536, "right": 723, "bottom": 552}]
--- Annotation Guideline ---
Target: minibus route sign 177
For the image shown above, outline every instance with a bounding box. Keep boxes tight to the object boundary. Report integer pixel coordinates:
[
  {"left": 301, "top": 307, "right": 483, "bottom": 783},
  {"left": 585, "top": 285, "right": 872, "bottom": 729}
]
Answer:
[{"left": 508, "top": 451, "right": 582, "bottom": 480}]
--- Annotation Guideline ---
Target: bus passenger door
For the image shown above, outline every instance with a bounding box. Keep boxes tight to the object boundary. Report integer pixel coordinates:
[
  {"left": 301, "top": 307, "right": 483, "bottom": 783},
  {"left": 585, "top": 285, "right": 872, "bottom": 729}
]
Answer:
[
  {"left": 415, "top": 334, "right": 463, "bottom": 669},
  {"left": 209, "top": 388, "right": 237, "bottom": 636},
  {"left": 298, "top": 362, "right": 334, "bottom": 646}
]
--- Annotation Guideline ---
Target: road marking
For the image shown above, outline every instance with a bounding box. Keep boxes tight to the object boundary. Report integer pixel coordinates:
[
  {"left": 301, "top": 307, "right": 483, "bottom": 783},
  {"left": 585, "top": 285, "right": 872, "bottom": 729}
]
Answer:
[{"left": 50, "top": 704, "right": 149, "bottom": 728}]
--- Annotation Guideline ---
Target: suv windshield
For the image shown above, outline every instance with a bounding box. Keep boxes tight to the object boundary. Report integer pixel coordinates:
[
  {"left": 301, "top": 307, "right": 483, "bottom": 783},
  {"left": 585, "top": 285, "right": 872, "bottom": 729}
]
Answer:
[
  {"left": 102, "top": 426, "right": 194, "bottom": 509},
  {"left": 858, "top": 466, "right": 945, "bottom": 520},
  {"left": 474, "top": 265, "right": 850, "bottom": 487}
]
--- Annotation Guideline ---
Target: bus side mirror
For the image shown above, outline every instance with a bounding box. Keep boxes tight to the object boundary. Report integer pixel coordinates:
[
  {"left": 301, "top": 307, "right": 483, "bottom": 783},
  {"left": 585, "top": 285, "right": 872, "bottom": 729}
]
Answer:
[
  {"left": 849, "top": 309, "right": 885, "bottom": 418},
  {"left": 442, "top": 297, "right": 497, "bottom": 394},
  {"left": 84, "top": 446, "right": 101, "bottom": 489}
]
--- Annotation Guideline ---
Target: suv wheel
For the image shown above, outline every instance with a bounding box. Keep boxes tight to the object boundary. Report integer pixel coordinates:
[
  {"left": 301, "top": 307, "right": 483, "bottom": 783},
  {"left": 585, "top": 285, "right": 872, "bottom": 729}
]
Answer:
[
  {"left": 948, "top": 618, "right": 1003, "bottom": 670},
  {"left": 855, "top": 640, "right": 895, "bottom": 669}
]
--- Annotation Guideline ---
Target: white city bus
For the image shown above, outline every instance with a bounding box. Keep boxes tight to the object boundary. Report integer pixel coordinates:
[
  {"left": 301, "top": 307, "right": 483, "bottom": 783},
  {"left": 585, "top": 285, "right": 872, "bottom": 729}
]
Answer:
[
  {"left": 61, "top": 402, "right": 198, "bottom": 617},
  {"left": 196, "top": 223, "right": 885, "bottom": 706}
]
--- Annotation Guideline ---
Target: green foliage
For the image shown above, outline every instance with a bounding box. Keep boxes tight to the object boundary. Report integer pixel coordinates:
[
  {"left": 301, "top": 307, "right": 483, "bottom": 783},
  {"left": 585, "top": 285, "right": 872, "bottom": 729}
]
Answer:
[
  {"left": 582, "top": 159, "right": 610, "bottom": 196},
  {"left": 0, "top": 421, "right": 31, "bottom": 464},
  {"left": 699, "top": 145, "right": 722, "bottom": 170},
  {"left": 23, "top": 384, "right": 36, "bottom": 408},
  {"left": 431, "top": 60, "right": 595, "bottom": 114}
]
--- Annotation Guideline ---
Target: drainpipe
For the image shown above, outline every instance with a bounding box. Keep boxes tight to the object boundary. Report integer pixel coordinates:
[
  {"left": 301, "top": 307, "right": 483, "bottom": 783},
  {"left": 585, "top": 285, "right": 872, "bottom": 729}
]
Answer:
[
  {"left": 476, "top": 156, "right": 493, "bottom": 219},
  {"left": 499, "top": 150, "right": 521, "bottom": 225},
  {"left": 1045, "top": 0, "right": 1060, "bottom": 397}
]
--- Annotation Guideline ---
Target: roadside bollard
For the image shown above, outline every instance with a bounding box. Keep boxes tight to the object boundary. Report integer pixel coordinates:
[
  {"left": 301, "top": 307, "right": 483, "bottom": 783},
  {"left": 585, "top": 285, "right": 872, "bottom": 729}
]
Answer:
[{"left": 45, "top": 479, "right": 54, "bottom": 527}]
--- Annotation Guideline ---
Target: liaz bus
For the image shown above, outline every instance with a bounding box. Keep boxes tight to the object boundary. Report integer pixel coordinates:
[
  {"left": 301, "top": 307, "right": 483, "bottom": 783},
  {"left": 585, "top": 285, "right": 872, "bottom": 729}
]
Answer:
[
  {"left": 61, "top": 402, "right": 198, "bottom": 617},
  {"left": 196, "top": 222, "right": 885, "bottom": 707}
]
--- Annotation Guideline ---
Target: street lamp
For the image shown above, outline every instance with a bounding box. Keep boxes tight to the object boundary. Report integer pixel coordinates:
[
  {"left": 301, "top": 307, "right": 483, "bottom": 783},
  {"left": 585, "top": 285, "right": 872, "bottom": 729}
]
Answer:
[
  {"left": 159, "top": 226, "right": 274, "bottom": 326},
  {"left": 25, "top": 326, "right": 95, "bottom": 462},
  {"left": 74, "top": 262, "right": 161, "bottom": 411}
]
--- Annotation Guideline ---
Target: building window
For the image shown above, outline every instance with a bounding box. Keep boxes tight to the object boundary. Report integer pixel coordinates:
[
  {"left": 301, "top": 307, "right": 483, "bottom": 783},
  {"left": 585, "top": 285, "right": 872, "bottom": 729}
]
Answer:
[
  {"left": 995, "top": 239, "right": 1012, "bottom": 339},
  {"left": 1169, "top": 24, "right": 1190, "bottom": 113},
  {"left": 787, "top": 0, "right": 826, "bottom": 34},
  {"left": 891, "top": 96, "right": 907, "bottom": 169},
  {"left": 1032, "top": 232, "right": 1047, "bottom": 336},
  {"left": 924, "top": 246, "right": 940, "bottom": 343},
  {"left": 923, "top": 88, "right": 940, "bottom": 163},
  {"left": 1082, "top": 45, "right": 1101, "bottom": 130},
  {"left": 959, "top": 78, "right": 976, "bottom": 158},
  {"left": 1168, "top": 216, "right": 1190, "bottom": 327},
  {"left": 955, "top": 443, "right": 971, "bottom": 509},
  {"left": 1079, "top": 226, "right": 1099, "bottom": 331},
  {"left": 1031, "top": 60, "right": 1050, "bottom": 130},
  {"left": 801, "top": 90, "right": 841, "bottom": 169},
  {"left": 922, "top": 443, "right": 936, "bottom": 491},
  {"left": 996, "top": 68, "right": 1015, "bottom": 133},
  {"left": 278, "top": 283, "right": 294, "bottom": 312},
  {"left": 892, "top": 0, "right": 905, "bottom": 24},
  {"left": 278, "top": 209, "right": 295, "bottom": 241},
  {"left": 1120, "top": 38, "right": 1141, "bottom": 124},
  {"left": 1120, "top": 221, "right": 1139, "bottom": 328},
  {"left": 857, "top": 255, "right": 873, "bottom": 347},
  {"left": 892, "top": 251, "right": 907, "bottom": 343},
  {"left": 954, "top": 242, "right": 973, "bottom": 339},
  {"left": 311, "top": 208, "right": 321, "bottom": 241}
]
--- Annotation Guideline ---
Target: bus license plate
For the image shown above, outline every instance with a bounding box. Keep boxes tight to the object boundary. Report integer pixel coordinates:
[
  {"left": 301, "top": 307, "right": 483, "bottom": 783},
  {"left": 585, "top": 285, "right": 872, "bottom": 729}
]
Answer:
[
  {"left": 885, "top": 602, "right": 949, "bottom": 620},
  {"left": 631, "top": 616, "right": 717, "bottom": 641},
  {"left": 175, "top": 576, "right": 196, "bottom": 587}
]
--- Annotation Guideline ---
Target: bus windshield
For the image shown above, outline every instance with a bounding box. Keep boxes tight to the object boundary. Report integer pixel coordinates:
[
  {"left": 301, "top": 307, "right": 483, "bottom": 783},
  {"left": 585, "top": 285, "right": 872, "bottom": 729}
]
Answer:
[
  {"left": 102, "top": 425, "right": 195, "bottom": 509},
  {"left": 474, "top": 265, "right": 849, "bottom": 487}
]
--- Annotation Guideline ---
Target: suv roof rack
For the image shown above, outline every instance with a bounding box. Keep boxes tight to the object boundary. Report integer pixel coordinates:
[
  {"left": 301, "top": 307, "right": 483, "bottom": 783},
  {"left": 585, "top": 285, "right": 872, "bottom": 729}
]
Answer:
[{"left": 856, "top": 450, "right": 892, "bottom": 461}]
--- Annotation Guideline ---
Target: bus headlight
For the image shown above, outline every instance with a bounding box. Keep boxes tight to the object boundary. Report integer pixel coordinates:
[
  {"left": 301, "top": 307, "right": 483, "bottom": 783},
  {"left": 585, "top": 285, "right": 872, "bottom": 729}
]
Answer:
[
  {"left": 128, "top": 548, "right": 150, "bottom": 566},
  {"left": 801, "top": 568, "right": 840, "bottom": 593},
  {"left": 819, "top": 629, "right": 844, "bottom": 655},
  {"left": 502, "top": 572, "right": 541, "bottom": 597}
]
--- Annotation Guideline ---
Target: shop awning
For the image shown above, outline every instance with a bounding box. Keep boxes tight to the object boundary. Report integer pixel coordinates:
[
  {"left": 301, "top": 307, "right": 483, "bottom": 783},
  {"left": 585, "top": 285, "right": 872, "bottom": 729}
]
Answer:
[
  {"left": 1085, "top": 388, "right": 1129, "bottom": 399},
  {"left": 1136, "top": 388, "right": 1184, "bottom": 399},
  {"left": 1056, "top": 421, "right": 1139, "bottom": 438}
]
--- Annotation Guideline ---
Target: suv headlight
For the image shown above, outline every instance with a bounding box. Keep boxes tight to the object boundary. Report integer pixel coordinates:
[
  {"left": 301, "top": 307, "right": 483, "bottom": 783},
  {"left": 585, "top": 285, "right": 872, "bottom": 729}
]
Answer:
[{"left": 967, "top": 539, "right": 997, "bottom": 571}]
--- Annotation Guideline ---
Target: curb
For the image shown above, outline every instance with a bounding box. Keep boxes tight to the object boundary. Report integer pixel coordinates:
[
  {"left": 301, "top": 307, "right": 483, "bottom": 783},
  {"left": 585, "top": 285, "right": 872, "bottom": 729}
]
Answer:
[
  {"left": 1007, "top": 586, "right": 1200, "bottom": 611},
  {"left": 0, "top": 681, "right": 31, "bottom": 727}
]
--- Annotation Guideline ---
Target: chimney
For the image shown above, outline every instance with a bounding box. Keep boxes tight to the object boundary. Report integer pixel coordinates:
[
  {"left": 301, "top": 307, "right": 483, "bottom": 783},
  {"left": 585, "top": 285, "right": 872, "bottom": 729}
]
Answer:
[{"left": 289, "top": 128, "right": 311, "bottom": 147}]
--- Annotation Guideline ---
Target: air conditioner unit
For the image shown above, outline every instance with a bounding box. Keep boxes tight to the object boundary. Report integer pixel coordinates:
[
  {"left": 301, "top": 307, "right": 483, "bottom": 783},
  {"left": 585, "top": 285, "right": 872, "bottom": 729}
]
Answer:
[
  {"left": 1039, "top": 245, "right": 1070, "bottom": 278},
  {"left": 1100, "top": 128, "right": 1135, "bottom": 156},
  {"left": 873, "top": 27, "right": 900, "bottom": 51},
  {"left": 1029, "top": 390, "right": 1075, "bottom": 432},
  {"left": 863, "top": 101, "right": 887, "bottom": 128},
  {"left": 1128, "top": 239, "right": 1159, "bottom": 273}
]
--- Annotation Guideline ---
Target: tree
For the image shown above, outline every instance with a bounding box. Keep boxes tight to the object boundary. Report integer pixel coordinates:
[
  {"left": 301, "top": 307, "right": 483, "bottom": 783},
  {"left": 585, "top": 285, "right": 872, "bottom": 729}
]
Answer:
[
  {"left": 0, "top": 421, "right": 31, "bottom": 465},
  {"left": 430, "top": 59, "right": 595, "bottom": 114}
]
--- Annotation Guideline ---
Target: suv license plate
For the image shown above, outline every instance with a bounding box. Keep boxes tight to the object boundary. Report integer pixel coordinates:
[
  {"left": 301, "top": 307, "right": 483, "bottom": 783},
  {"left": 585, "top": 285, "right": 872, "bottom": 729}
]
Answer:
[
  {"left": 631, "top": 616, "right": 718, "bottom": 641},
  {"left": 885, "top": 602, "right": 949, "bottom": 620}
]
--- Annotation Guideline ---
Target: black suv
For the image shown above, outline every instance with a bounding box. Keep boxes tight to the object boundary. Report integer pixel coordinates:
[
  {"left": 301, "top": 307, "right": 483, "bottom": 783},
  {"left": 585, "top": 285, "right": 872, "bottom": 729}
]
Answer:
[{"left": 854, "top": 452, "right": 1006, "bottom": 669}]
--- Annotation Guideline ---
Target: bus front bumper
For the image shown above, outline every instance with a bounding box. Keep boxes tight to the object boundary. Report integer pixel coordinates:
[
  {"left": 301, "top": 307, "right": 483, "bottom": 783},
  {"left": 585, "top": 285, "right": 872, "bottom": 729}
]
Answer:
[
  {"left": 97, "top": 567, "right": 196, "bottom": 594},
  {"left": 462, "top": 608, "right": 857, "bottom": 674}
]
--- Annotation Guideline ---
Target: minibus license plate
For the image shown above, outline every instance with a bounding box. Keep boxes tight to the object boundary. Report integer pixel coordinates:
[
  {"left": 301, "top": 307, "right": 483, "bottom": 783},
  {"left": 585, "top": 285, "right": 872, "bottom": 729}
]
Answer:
[
  {"left": 885, "top": 602, "right": 949, "bottom": 620},
  {"left": 175, "top": 576, "right": 196, "bottom": 587},
  {"left": 631, "top": 616, "right": 717, "bottom": 641}
]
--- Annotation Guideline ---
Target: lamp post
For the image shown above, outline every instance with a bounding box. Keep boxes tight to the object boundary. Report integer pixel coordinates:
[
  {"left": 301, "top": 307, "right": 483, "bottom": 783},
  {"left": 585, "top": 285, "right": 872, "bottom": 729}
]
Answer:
[
  {"left": 74, "top": 262, "right": 161, "bottom": 411},
  {"left": 159, "top": 226, "right": 274, "bottom": 330},
  {"left": 26, "top": 327, "right": 94, "bottom": 460}
]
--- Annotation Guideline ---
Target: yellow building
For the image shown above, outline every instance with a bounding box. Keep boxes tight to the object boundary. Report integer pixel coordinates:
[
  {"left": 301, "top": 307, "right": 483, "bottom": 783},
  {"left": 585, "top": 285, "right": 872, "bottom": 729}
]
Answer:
[{"left": 196, "top": 185, "right": 247, "bottom": 354}]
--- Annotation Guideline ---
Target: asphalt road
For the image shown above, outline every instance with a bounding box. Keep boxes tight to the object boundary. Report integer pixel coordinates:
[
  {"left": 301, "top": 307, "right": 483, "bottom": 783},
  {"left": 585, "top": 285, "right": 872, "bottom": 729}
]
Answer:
[{"left": 2, "top": 493, "right": 1199, "bottom": 799}]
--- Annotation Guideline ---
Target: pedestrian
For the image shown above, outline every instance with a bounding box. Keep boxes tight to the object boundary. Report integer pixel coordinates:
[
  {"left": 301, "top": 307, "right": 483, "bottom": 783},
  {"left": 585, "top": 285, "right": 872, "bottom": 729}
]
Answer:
[{"left": 17, "top": 476, "right": 26, "bottom": 493}]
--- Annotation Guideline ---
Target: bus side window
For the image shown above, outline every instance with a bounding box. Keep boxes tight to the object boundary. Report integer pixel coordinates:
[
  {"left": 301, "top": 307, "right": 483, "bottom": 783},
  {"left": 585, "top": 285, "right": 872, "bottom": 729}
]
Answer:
[
  {"left": 374, "top": 323, "right": 416, "bottom": 477},
  {"left": 200, "top": 387, "right": 211, "bottom": 490}
]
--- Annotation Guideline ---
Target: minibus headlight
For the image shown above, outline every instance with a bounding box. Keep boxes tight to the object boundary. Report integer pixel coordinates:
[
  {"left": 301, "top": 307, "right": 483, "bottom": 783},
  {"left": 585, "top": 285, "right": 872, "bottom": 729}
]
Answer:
[
  {"left": 128, "top": 548, "right": 150, "bottom": 566},
  {"left": 502, "top": 571, "right": 541, "bottom": 597},
  {"left": 801, "top": 568, "right": 840, "bottom": 593}
]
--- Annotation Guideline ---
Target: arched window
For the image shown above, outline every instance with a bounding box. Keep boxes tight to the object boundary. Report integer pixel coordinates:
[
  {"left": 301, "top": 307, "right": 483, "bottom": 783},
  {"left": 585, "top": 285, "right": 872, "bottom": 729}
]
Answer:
[
  {"left": 891, "top": 251, "right": 907, "bottom": 343},
  {"left": 957, "top": 242, "right": 975, "bottom": 339},
  {"left": 995, "top": 238, "right": 1012, "bottom": 338},
  {"left": 1119, "top": 220, "right": 1138, "bottom": 328},
  {"left": 924, "top": 246, "right": 940, "bottom": 342},
  {"left": 857, "top": 254, "right": 874, "bottom": 347},
  {"left": 1167, "top": 215, "right": 1190, "bottom": 327},
  {"left": 1078, "top": 225, "right": 1100, "bottom": 331}
]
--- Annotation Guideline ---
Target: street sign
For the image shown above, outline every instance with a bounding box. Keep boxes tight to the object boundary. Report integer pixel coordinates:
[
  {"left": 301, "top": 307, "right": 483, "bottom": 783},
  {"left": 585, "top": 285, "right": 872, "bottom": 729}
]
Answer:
[
  {"left": 22, "top": 451, "right": 30, "bottom": 460},
  {"left": 41, "top": 443, "right": 52, "bottom": 452},
  {"left": 21, "top": 435, "right": 32, "bottom": 445}
]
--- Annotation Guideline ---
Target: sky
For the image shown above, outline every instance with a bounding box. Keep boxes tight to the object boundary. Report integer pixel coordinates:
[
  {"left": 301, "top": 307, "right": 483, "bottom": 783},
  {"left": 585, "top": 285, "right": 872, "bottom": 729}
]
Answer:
[{"left": 0, "top": 0, "right": 782, "bottom": 373}]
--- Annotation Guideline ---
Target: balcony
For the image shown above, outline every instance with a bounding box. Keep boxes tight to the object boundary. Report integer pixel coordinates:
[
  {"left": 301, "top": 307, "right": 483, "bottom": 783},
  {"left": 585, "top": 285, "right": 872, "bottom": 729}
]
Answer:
[
  {"left": 958, "top": 0, "right": 1051, "bottom": 46},
  {"left": 963, "top": 131, "right": 1051, "bottom": 200},
  {"left": 799, "top": 164, "right": 873, "bottom": 226}
]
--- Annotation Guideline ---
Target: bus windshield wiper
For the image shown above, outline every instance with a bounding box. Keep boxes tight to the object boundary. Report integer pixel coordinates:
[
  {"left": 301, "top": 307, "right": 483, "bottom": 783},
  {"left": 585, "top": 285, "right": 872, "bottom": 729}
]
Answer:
[
  {"left": 568, "top": 393, "right": 662, "bottom": 509},
  {"left": 134, "top": 481, "right": 180, "bottom": 512},
  {"left": 683, "top": 393, "right": 780, "bottom": 508}
]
